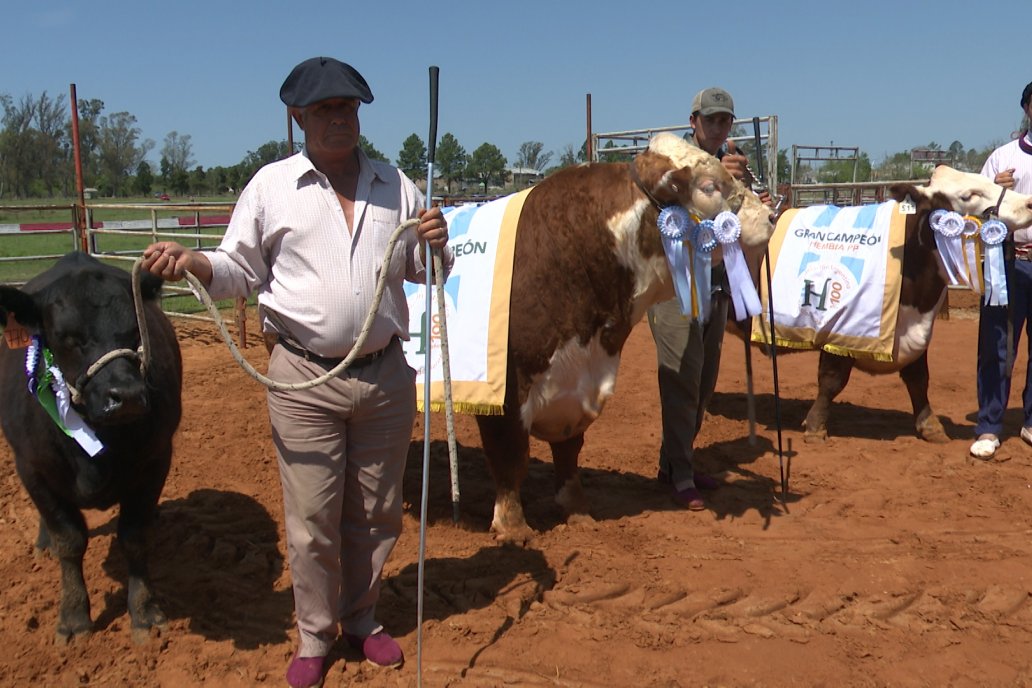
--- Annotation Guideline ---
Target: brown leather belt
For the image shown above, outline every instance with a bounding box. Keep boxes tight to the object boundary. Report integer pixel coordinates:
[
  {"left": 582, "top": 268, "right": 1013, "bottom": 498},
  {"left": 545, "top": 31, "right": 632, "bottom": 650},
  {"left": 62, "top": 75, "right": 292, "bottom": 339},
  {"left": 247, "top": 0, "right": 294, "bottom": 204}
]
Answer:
[{"left": 278, "top": 336, "right": 396, "bottom": 371}]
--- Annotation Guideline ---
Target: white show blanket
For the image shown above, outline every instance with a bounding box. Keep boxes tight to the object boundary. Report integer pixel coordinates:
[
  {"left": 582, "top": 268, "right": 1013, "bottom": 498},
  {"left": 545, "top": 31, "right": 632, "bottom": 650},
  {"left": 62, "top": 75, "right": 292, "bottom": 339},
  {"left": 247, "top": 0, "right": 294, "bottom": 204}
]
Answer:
[
  {"left": 402, "top": 189, "right": 532, "bottom": 414},
  {"left": 752, "top": 201, "right": 906, "bottom": 361}
]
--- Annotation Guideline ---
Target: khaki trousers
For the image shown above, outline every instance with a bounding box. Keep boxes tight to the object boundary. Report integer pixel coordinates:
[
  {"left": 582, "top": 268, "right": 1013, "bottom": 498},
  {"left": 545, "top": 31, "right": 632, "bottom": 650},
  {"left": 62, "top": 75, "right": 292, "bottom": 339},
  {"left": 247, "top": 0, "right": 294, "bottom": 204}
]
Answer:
[{"left": 266, "top": 338, "right": 415, "bottom": 657}]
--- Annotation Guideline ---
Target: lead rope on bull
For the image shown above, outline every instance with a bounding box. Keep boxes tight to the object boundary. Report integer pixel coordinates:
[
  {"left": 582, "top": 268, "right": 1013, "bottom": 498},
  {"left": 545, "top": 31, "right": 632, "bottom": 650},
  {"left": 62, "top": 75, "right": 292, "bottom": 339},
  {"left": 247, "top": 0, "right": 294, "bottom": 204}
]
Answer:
[{"left": 130, "top": 218, "right": 417, "bottom": 393}]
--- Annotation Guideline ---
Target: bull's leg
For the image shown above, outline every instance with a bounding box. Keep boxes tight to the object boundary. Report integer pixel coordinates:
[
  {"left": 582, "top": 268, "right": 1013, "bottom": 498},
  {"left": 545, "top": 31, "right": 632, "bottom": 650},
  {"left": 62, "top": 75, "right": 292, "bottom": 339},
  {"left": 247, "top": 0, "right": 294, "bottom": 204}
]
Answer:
[
  {"left": 475, "top": 412, "right": 533, "bottom": 544},
  {"left": 119, "top": 445, "right": 171, "bottom": 643},
  {"left": 118, "top": 497, "right": 167, "bottom": 643},
  {"left": 900, "top": 352, "right": 948, "bottom": 443},
  {"left": 550, "top": 434, "right": 591, "bottom": 523},
  {"left": 35, "top": 507, "right": 93, "bottom": 643},
  {"left": 803, "top": 351, "right": 854, "bottom": 442}
]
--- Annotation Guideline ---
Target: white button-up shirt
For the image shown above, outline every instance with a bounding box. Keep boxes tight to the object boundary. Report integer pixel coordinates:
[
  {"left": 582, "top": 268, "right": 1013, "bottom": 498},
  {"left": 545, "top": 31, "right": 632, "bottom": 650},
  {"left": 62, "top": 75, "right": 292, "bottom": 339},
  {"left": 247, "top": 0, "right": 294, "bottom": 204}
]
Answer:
[
  {"left": 208, "top": 149, "right": 452, "bottom": 358},
  {"left": 981, "top": 133, "right": 1032, "bottom": 245}
]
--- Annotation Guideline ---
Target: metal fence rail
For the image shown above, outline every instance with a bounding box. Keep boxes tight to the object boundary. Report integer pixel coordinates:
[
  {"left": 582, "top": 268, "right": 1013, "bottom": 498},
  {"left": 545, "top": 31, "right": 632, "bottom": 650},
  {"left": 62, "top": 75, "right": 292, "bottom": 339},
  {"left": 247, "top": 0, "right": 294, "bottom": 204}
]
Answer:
[{"left": 0, "top": 200, "right": 251, "bottom": 344}]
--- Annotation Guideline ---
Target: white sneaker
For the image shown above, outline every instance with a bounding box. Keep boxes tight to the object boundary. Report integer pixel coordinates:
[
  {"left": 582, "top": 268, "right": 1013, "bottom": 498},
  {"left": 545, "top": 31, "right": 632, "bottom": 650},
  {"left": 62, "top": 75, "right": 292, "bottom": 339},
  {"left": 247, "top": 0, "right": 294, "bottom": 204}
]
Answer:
[
  {"left": 1021, "top": 427, "right": 1032, "bottom": 447},
  {"left": 970, "top": 435, "right": 1001, "bottom": 459}
]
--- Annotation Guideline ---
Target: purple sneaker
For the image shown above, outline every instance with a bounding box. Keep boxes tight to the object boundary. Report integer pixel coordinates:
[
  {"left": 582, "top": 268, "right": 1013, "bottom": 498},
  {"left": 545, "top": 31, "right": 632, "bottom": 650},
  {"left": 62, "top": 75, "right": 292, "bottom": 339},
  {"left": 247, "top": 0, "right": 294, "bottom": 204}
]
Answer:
[
  {"left": 673, "top": 486, "right": 706, "bottom": 511},
  {"left": 692, "top": 472, "right": 721, "bottom": 491},
  {"left": 286, "top": 652, "right": 326, "bottom": 688},
  {"left": 344, "top": 631, "right": 404, "bottom": 669},
  {"left": 659, "top": 469, "right": 720, "bottom": 491}
]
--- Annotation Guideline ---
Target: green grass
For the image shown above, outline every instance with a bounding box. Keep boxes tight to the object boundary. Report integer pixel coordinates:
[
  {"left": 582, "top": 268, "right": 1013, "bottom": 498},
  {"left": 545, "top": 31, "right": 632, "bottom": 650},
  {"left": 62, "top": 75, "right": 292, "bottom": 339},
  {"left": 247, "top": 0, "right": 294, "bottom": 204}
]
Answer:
[{"left": 0, "top": 198, "right": 240, "bottom": 315}]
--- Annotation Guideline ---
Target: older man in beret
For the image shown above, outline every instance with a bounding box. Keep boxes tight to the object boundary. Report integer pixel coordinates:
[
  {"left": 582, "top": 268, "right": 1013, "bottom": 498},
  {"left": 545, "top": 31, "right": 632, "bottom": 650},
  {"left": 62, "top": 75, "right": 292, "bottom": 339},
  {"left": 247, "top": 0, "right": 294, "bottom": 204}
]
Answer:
[{"left": 142, "top": 56, "right": 451, "bottom": 688}]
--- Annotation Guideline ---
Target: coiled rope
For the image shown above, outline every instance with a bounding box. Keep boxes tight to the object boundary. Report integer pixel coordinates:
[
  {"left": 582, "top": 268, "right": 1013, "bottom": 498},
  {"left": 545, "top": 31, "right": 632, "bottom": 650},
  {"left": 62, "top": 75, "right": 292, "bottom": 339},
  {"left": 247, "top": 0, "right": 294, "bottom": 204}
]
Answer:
[{"left": 131, "top": 218, "right": 421, "bottom": 392}]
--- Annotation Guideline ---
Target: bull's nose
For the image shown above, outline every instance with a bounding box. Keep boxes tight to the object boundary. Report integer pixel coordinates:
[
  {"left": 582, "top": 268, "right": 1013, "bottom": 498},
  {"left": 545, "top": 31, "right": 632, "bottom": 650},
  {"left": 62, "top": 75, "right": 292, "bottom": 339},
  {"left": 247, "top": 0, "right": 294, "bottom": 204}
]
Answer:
[{"left": 100, "top": 386, "right": 150, "bottom": 420}]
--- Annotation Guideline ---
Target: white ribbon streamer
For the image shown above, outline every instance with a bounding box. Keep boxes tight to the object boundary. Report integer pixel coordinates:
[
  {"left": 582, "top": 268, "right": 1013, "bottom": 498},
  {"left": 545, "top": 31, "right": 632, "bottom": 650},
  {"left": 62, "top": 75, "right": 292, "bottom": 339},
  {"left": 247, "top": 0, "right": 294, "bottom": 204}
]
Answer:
[
  {"left": 930, "top": 210, "right": 977, "bottom": 290},
  {"left": 711, "top": 211, "right": 762, "bottom": 319},
  {"left": 49, "top": 366, "right": 104, "bottom": 457},
  {"left": 981, "top": 218, "right": 1008, "bottom": 306}
]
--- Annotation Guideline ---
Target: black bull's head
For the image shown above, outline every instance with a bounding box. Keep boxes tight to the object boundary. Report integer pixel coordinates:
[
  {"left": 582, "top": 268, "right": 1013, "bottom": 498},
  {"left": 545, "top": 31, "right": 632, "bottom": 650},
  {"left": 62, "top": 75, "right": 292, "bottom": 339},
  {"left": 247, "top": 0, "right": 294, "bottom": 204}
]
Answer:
[{"left": 0, "top": 254, "right": 167, "bottom": 426}]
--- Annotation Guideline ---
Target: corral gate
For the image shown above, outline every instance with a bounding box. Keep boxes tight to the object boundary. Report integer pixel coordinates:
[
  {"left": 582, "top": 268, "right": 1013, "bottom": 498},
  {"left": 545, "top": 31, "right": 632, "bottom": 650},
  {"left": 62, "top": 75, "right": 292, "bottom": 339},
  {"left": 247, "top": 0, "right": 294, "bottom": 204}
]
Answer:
[
  {"left": 789, "top": 144, "right": 936, "bottom": 208},
  {"left": 0, "top": 202, "right": 252, "bottom": 345},
  {"left": 591, "top": 114, "right": 779, "bottom": 192}
]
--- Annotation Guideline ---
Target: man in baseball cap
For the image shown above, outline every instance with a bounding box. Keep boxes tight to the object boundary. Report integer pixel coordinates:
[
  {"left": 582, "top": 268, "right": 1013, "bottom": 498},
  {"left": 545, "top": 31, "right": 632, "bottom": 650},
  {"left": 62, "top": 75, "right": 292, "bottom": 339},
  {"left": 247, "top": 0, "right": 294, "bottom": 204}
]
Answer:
[
  {"left": 650, "top": 85, "right": 770, "bottom": 511},
  {"left": 691, "top": 87, "right": 735, "bottom": 117}
]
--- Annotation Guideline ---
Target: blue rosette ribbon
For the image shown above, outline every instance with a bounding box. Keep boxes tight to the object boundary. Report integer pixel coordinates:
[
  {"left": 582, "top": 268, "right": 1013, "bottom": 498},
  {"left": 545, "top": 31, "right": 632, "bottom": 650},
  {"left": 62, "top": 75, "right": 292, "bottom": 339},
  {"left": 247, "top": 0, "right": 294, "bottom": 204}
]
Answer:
[
  {"left": 980, "top": 217, "right": 1009, "bottom": 306},
  {"left": 688, "top": 219, "right": 718, "bottom": 322},
  {"left": 710, "top": 210, "right": 761, "bottom": 319},
  {"left": 929, "top": 209, "right": 974, "bottom": 289},
  {"left": 656, "top": 206, "right": 699, "bottom": 317},
  {"left": 929, "top": 209, "right": 965, "bottom": 237}
]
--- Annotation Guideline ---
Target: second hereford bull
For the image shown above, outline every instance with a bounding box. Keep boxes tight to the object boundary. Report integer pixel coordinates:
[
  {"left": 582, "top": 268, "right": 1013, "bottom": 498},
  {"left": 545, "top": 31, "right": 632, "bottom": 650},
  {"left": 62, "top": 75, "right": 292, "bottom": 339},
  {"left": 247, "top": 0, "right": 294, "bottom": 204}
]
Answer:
[{"left": 759, "top": 166, "right": 1032, "bottom": 443}]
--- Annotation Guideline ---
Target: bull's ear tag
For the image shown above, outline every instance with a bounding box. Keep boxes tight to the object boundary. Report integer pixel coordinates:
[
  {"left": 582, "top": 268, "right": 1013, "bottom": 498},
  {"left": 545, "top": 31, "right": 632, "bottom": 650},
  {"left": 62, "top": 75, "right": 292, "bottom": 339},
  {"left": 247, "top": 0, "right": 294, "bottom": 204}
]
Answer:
[
  {"left": 3, "top": 314, "right": 31, "bottom": 349},
  {"left": 899, "top": 195, "right": 917, "bottom": 215}
]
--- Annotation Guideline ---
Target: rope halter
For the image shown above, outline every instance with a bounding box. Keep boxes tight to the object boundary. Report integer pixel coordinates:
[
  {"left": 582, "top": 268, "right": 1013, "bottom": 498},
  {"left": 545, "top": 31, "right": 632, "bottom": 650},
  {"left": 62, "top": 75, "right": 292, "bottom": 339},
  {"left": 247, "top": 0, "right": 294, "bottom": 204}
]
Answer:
[{"left": 63, "top": 260, "right": 155, "bottom": 407}]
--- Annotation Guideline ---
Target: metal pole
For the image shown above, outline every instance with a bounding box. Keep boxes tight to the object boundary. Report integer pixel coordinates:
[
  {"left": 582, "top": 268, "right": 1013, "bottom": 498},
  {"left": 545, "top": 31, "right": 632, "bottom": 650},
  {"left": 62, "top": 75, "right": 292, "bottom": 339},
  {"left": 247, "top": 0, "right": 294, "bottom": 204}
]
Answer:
[
  {"left": 753, "top": 118, "right": 787, "bottom": 502},
  {"left": 585, "top": 93, "right": 592, "bottom": 162},
  {"left": 69, "top": 84, "right": 88, "bottom": 253},
  {"left": 417, "top": 64, "right": 440, "bottom": 688},
  {"left": 286, "top": 110, "right": 294, "bottom": 155}
]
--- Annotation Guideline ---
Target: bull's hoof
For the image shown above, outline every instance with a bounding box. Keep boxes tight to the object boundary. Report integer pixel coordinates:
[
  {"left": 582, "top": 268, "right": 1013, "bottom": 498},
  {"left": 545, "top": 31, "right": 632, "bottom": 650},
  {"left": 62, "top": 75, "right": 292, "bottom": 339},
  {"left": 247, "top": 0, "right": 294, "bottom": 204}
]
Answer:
[
  {"left": 555, "top": 480, "right": 589, "bottom": 517},
  {"left": 917, "top": 426, "right": 950, "bottom": 444},
  {"left": 565, "top": 512, "right": 596, "bottom": 527},
  {"left": 490, "top": 492, "right": 533, "bottom": 545},
  {"left": 491, "top": 524, "right": 534, "bottom": 547},
  {"left": 131, "top": 621, "right": 168, "bottom": 645},
  {"left": 915, "top": 412, "right": 949, "bottom": 444},
  {"left": 54, "top": 625, "right": 92, "bottom": 646},
  {"left": 130, "top": 605, "right": 168, "bottom": 644},
  {"left": 803, "top": 428, "right": 828, "bottom": 443}
]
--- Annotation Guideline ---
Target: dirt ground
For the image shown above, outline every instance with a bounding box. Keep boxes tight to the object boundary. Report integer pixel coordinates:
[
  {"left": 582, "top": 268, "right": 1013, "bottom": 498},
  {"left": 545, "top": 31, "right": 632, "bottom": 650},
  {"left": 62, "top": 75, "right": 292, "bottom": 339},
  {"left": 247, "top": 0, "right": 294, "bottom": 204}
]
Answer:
[{"left": 3, "top": 290, "right": 1032, "bottom": 688}]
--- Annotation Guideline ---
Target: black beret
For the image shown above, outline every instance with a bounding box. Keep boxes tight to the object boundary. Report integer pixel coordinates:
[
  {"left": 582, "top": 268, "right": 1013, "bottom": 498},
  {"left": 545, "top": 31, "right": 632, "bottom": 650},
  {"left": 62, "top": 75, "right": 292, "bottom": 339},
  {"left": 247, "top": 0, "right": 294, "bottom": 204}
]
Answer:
[
  {"left": 1022, "top": 80, "right": 1032, "bottom": 109},
  {"left": 279, "top": 57, "right": 373, "bottom": 108}
]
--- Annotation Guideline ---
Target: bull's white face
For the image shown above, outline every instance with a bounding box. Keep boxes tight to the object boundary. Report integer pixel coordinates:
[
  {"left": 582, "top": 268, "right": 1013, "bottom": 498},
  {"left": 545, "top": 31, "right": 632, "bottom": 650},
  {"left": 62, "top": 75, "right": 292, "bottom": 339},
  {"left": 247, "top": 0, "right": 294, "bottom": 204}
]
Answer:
[
  {"left": 649, "top": 132, "right": 774, "bottom": 245},
  {"left": 649, "top": 132, "right": 733, "bottom": 220},
  {"left": 924, "top": 165, "right": 1032, "bottom": 229}
]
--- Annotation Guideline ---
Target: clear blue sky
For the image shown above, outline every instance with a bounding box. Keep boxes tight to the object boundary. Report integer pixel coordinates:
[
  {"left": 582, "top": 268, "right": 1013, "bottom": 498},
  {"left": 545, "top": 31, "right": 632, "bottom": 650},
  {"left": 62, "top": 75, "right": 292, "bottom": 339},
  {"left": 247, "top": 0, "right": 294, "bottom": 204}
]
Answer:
[{"left": 5, "top": 0, "right": 1028, "bottom": 173}]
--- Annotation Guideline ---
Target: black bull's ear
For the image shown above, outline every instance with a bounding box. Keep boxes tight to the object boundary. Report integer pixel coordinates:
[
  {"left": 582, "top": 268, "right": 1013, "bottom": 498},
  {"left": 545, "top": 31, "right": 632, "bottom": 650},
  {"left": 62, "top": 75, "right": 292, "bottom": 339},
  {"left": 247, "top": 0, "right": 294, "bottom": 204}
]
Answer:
[
  {"left": 0, "top": 286, "right": 42, "bottom": 330},
  {"left": 137, "top": 271, "right": 165, "bottom": 302}
]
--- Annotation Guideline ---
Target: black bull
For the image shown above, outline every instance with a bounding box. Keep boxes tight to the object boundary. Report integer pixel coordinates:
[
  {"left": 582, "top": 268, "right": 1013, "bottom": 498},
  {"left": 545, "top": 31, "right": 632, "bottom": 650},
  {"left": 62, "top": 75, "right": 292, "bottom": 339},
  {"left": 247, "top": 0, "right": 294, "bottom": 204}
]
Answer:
[{"left": 0, "top": 252, "right": 182, "bottom": 643}]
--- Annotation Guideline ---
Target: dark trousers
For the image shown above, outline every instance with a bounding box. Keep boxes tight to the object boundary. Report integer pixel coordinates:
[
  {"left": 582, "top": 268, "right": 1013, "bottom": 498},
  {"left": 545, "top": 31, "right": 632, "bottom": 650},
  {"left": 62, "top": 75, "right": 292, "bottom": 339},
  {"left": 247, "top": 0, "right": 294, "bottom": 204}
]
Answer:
[
  {"left": 975, "top": 258, "right": 1032, "bottom": 437},
  {"left": 647, "top": 292, "right": 729, "bottom": 488}
]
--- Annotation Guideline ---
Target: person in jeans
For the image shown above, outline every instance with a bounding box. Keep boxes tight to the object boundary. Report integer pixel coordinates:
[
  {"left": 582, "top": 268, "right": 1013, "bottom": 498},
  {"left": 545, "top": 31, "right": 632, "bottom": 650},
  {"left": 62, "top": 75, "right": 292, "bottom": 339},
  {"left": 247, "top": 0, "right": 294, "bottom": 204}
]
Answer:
[{"left": 971, "top": 80, "right": 1032, "bottom": 459}]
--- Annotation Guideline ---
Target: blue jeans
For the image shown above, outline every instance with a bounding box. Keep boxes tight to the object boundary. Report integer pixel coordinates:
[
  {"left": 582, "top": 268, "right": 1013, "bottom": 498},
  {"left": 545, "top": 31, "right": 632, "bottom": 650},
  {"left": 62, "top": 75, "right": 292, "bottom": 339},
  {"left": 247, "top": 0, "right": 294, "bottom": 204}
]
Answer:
[{"left": 975, "top": 258, "right": 1032, "bottom": 437}]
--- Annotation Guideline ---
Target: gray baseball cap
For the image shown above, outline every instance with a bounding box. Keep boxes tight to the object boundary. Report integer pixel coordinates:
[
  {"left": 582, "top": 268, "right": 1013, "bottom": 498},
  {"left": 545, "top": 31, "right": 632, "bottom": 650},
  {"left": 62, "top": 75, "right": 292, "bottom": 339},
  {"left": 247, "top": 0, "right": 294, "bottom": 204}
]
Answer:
[{"left": 691, "top": 87, "right": 735, "bottom": 117}]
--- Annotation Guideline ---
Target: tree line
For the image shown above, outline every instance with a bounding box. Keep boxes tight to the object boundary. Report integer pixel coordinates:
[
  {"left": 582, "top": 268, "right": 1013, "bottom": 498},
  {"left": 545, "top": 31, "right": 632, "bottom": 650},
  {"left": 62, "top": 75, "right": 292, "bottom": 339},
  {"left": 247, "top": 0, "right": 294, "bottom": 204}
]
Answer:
[{"left": 0, "top": 89, "right": 1014, "bottom": 201}]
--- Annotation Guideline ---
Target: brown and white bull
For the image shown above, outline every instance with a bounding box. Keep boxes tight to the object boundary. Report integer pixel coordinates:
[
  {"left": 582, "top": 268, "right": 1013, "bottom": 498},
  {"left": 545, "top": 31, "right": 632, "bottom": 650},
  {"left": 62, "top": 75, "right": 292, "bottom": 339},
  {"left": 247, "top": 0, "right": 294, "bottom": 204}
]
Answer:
[
  {"left": 791, "top": 166, "right": 1032, "bottom": 442},
  {"left": 474, "top": 133, "right": 774, "bottom": 540}
]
